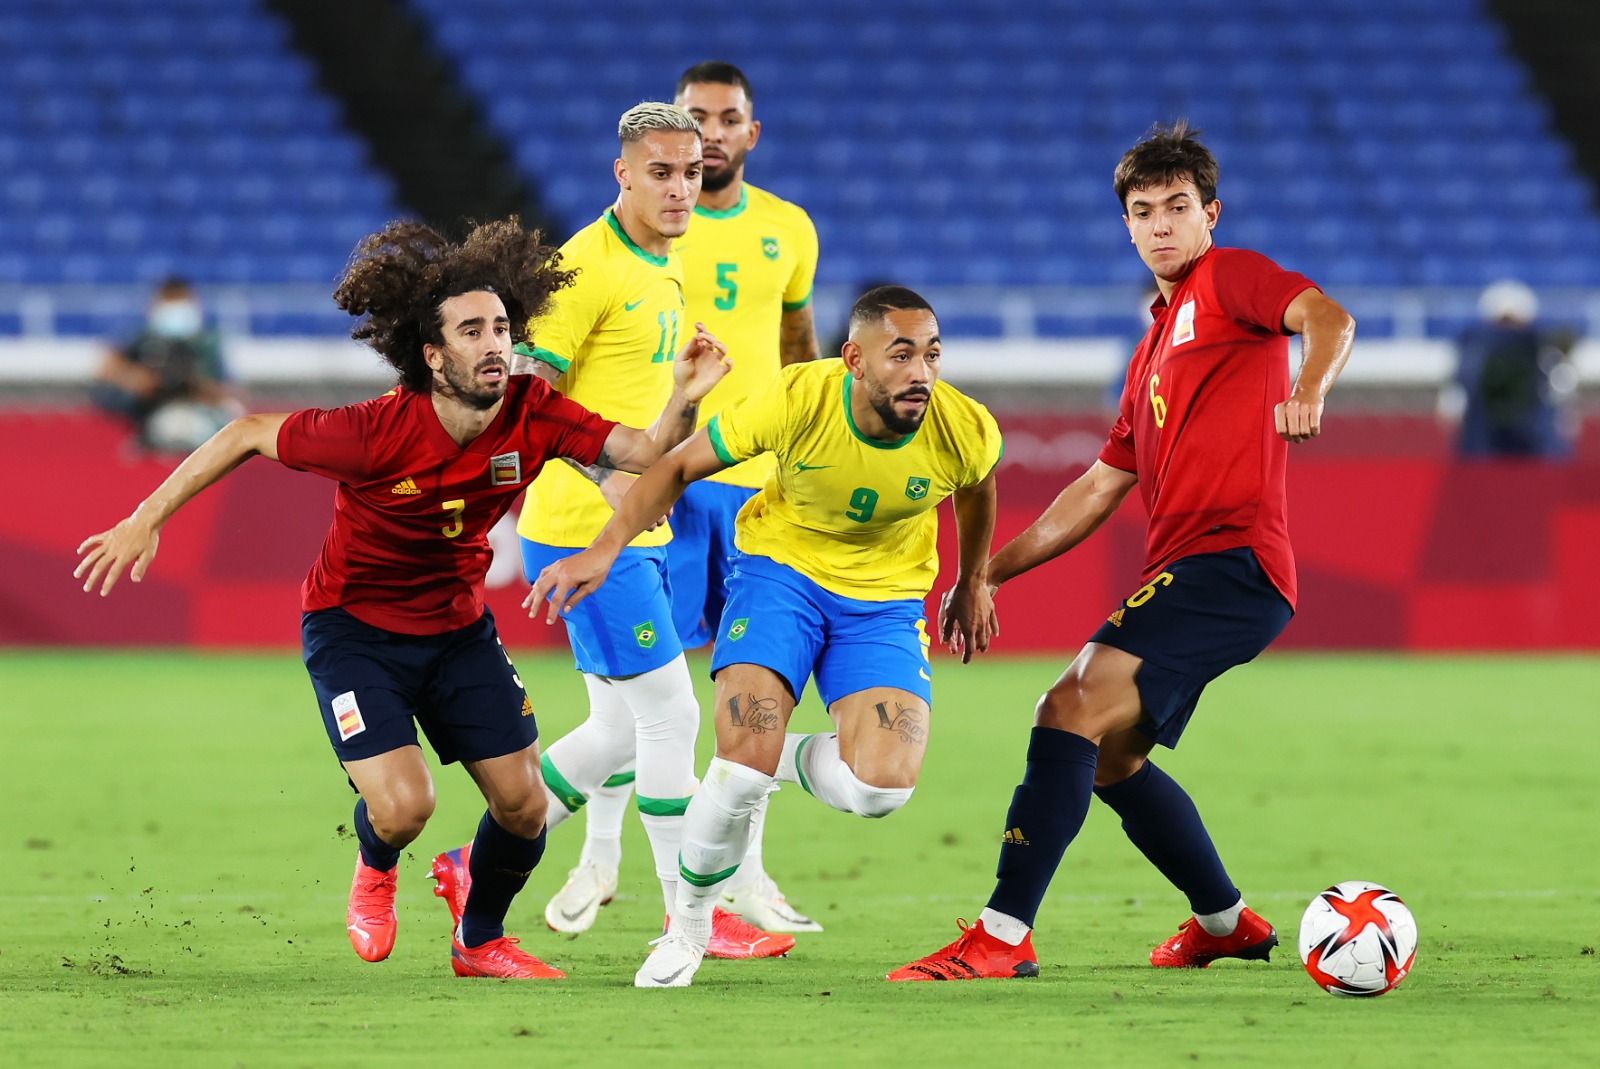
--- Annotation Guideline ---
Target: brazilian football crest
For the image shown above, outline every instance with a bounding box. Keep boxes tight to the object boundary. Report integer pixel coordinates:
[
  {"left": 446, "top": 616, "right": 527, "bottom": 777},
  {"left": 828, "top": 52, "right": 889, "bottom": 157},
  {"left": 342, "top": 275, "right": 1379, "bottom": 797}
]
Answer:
[
  {"left": 761, "top": 236, "right": 779, "bottom": 260},
  {"left": 905, "top": 476, "right": 931, "bottom": 500},
  {"left": 633, "top": 621, "right": 657, "bottom": 649},
  {"left": 727, "top": 617, "right": 749, "bottom": 641}
]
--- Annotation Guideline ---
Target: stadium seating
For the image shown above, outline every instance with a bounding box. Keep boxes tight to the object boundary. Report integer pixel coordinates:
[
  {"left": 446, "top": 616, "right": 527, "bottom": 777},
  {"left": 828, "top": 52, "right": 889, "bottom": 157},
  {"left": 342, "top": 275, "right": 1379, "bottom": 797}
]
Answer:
[
  {"left": 414, "top": 0, "right": 1600, "bottom": 330},
  {"left": 0, "top": 0, "right": 398, "bottom": 328},
  {"left": 1, "top": 1, "right": 1595, "bottom": 340}
]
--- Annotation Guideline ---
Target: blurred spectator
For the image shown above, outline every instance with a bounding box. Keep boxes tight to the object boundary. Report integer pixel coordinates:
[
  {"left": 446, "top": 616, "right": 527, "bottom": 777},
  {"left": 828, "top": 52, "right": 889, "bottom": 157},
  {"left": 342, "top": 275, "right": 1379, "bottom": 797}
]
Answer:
[
  {"left": 89, "top": 278, "right": 243, "bottom": 452},
  {"left": 1444, "top": 280, "right": 1577, "bottom": 459}
]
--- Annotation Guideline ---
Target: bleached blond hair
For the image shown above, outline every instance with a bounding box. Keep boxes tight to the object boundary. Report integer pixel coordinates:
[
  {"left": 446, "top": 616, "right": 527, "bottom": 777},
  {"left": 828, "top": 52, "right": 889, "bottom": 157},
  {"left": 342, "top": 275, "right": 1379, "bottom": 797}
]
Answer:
[{"left": 618, "top": 101, "right": 701, "bottom": 145}]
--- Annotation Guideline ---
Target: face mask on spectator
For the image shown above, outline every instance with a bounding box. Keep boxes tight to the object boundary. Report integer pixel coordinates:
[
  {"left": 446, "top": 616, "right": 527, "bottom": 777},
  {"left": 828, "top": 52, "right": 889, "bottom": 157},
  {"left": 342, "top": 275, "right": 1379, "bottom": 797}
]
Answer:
[{"left": 149, "top": 299, "right": 203, "bottom": 339}]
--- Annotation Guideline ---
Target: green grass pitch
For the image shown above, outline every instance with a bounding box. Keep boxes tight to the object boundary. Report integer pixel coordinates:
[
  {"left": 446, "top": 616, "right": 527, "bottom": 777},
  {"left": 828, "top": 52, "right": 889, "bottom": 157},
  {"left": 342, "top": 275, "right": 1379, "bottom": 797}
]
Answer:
[{"left": 2, "top": 650, "right": 1597, "bottom": 1067}]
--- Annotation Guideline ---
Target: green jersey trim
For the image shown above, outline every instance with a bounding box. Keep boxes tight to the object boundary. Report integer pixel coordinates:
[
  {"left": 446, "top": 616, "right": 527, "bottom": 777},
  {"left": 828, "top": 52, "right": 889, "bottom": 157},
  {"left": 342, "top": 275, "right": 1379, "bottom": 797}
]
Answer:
[
  {"left": 843, "top": 373, "right": 917, "bottom": 449},
  {"left": 706, "top": 415, "right": 738, "bottom": 466},
  {"left": 604, "top": 208, "right": 669, "bottom": 267},
  {"left": 514, "top": 342, "right": 571, "bottom": 373},
  {"left": 781, "top": 288, "right": 813, "bottom": 313},
  {"left": 692, "top": 187, "right": 748, "bottom": 219},
  {"left": 636, "top": 795, "right": 691, "bottom": 816}
]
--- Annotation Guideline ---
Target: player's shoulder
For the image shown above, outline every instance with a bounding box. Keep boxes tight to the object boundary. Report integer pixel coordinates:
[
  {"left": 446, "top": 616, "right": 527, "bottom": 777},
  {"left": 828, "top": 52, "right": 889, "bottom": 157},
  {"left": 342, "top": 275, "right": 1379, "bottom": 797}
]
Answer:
[
  {"left": 929, "top": 378, "right": 997, "bottom": 429},
  {"left": 745, "top": 184, "right": 815, "bottom": 232},
  {"left": 1203, "top": 246, "right": 1290, "bottom": 279},
  {"left": 557, "top": 213, "right": 615, "bottom": 264},
  {"left": 781, "top": 357, "right": 843, "bottom": 393}
]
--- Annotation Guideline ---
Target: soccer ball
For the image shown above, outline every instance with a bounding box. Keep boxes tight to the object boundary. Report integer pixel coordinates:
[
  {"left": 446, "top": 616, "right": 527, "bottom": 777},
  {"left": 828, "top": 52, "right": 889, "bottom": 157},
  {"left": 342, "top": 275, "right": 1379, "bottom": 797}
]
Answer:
[{"left": 1297, "top": 881, "right": 1417, "bottom": 997}]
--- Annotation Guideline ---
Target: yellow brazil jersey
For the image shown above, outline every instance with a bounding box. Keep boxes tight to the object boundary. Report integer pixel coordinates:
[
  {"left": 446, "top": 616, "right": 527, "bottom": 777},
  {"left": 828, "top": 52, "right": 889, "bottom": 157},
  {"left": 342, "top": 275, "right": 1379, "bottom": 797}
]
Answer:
[
  {"left": 706, "top": 360, "right": 1003, "bottom": 601},
  {"left": 673, "top": 183, "right": 818, "bottom": 490},
  {"left": 516, "top": 209, "right": 686, "bottom": 548}
]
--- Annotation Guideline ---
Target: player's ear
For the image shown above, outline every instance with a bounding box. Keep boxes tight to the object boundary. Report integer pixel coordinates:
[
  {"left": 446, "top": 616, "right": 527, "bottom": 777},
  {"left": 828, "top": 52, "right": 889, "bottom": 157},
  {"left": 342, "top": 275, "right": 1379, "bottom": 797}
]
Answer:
[
  {"left": 840, "top": 339, "right": 865, "bottom": 376},
  {"left": 746, "top": 118, "right": 761, "bottom": 150},
  {"left": 422, "top": 343, "right": 443, "bottom": 372},
  {"left": 1205, "top": 198, "right": 1221, "bottom": 229},
  {"left": 613, "top": 156, "right": 628, "bottom": 191}
]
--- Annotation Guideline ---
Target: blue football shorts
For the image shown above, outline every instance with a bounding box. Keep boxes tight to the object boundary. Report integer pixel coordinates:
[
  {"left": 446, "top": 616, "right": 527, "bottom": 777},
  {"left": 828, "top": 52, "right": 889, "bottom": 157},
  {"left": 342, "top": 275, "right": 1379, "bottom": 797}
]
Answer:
[
  {"left": 521, "top": 540, "right": 684, "bottom": 678},
  {"left": 300, "top": 606, "right": 536, "bottom": 765},
  {"left": 1087, "top": 547, "right": 1293, "bottom": 748},
  {"left": 709, "top": 552, "right": 933, "bottom": 708},
  {"left": 665, "top": 480, "right": 755, "bottom": 648}
]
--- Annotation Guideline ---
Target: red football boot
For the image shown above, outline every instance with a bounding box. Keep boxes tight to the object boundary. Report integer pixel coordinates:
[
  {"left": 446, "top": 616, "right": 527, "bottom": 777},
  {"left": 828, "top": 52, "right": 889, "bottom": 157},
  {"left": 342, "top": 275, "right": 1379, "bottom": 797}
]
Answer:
[
  {"left": 346, "top": 854, "right": 398, "bottom": 962},
  {"left": 1149, "top": 907, "right": 1278, "bottom": 968},
  {"left": 429, "top": 843, "right": 472, "bottom": 930},
  {"left": 661, "top": 907, "right": 796, "bottom": 959},
  {"left": 886, "top": 919, "right": 1039, "bottom": 981},
  {"left": 450, "top": 928, "right": 565, "bottom": 979}
]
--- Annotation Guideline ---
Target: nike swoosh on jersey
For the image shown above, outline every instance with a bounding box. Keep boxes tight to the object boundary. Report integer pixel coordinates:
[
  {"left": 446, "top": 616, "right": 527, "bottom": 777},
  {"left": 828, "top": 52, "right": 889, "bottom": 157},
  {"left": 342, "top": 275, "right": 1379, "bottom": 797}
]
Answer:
[
  {"left": 793, "top": 461, "right": 832, "bottom": 472},
  {"left": 623, "top": 298, "right": 645, "bottom": 311}
]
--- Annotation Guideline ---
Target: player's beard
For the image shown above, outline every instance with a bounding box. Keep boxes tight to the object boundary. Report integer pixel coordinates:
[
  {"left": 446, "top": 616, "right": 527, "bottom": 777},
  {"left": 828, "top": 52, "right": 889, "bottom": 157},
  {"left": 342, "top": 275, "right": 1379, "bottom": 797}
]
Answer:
[
  {"left": 700, "top": 145, "right": 747, "bottom": 193},
  {"left": 435, "top": 356, "right": 506, "bottom": 411},
  {"left": 867, "top": 380, "right": 931, "bottom": 436}
]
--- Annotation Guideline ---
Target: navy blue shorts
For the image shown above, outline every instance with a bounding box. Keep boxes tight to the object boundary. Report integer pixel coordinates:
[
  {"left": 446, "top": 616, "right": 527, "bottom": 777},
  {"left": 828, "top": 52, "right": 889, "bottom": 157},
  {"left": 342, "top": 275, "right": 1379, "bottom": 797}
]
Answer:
[
  {"left": 666, "top": 480, "right": 756, "bottom": 648},
  {"left": 1087, "top": 548, "right": 1292, "bottom": 749},
  {"left": 300, "top": 607, "right": 537, "bottom": 765}
]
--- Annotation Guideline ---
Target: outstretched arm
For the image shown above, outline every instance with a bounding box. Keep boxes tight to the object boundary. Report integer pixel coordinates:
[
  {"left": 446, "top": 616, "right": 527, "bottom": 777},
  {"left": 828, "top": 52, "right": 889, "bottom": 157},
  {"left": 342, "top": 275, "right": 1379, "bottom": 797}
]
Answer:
[
  {"left": 525, "top": 431, "right": 728, "bottom": 621},
  {"left": 74, "top": 413, "right": 289, "bottom": 596},
  {"left": 988, "top": 460, "right": 1138, "bottom": 588},
  {"left": 938, "top": 467, "right": 999, "bottom": 663},
  {"left": 1277, "top": 289, "right": 1356, "bottom": 443}
]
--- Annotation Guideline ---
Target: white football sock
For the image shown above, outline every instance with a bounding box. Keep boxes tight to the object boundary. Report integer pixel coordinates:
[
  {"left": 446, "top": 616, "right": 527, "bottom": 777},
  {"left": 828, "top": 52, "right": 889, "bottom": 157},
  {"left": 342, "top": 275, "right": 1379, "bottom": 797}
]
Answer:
[
  {"left": 1195, "top": 898, "right": 1246, "bottom": 937},
  {"left": 675, "top": 757, "right": 772, "bottom": 945},
  {"left": 978, "top": 907, "right": 1031, "bottom": 947},
  {"left": 579, "top": 761, "right": 634, "bottom": 871},
  {"left": 612, "top": 656, "right": 701, "bottom": 920},
  {"left": 540, "top": 673, "right": 636, "bottom": 832},
  {"left": 792, "top": 732, "right": 914, "bottom": 818},
  {"left": 726, "top": 785, "right": 775, "bottom": 892},
  {"left": 775, "top": 732, "right": 805, "bottom": 784}
]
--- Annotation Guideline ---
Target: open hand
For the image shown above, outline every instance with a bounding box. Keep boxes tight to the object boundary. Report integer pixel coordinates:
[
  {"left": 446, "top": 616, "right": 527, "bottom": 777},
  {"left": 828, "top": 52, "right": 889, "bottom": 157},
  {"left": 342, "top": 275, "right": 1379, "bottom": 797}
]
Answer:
[{"left": 74, "top": 517, "right": 160, "bottom": 597}]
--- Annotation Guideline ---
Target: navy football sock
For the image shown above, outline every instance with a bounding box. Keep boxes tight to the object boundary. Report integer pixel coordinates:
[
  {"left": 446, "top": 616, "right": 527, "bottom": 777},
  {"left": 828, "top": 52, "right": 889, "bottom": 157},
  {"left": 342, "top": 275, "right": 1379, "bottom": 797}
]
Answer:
[
  {"left": 1094, "top": 761, "right": 1238, "bottom": 915},
  {"left": 986, "top": 727, "right": 1099, "bottom": 928},
  {"left": 353, "top": 798, "right": 401, "bottom": 873},
  {"left": 460, "top": 811, "right": 546, "bottom": 948}
]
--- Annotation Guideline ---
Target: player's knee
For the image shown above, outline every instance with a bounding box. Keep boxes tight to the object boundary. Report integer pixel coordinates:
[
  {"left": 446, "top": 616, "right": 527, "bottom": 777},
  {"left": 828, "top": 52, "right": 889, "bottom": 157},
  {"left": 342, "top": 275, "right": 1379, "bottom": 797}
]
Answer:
[
  {"left": 842, "top": 764, "right": 915, "bottom": 819},
  {"left": 490, "top": 787, "right": 548, "bottom": 839},
  {"left": 368, "top": 786, "right": 435, "bottom": 845}
]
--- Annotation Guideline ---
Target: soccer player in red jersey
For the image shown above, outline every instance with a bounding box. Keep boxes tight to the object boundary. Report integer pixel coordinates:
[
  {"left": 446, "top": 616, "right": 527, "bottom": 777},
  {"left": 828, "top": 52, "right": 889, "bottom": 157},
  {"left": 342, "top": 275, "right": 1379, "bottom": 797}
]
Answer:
[
  {"left": 890, "top": 122, "right": 1355, "bottom": 981},
  {"left": 74, "top": 218, "right": 729, "bottom": 979}
]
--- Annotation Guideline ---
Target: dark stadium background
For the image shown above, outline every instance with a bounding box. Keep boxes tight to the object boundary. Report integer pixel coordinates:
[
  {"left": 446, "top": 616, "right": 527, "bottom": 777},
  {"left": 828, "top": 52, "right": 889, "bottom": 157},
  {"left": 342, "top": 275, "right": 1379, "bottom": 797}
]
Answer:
[{"left": 3, "top": 0, "right": 1596, "bottom": 651}]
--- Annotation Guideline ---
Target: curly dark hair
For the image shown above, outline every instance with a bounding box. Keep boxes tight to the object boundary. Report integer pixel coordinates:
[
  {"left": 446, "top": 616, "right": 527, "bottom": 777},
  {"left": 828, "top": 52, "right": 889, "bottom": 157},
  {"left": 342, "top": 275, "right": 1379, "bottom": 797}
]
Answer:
[{"left": 332, "top": 217, "right": 574, "bottom": 391}]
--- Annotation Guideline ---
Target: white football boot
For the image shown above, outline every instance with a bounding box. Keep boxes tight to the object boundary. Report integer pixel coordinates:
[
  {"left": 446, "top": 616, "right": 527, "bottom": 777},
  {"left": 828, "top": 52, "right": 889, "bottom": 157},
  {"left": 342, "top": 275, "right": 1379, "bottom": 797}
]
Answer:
[
  {"left": 721, "top": 872, "right": 824, "bottom": 933},
  {"left": 542, "top": 861, "right": 618, "bottom": 934},
  {"left": 634, "top": 931, "right": 707, "bottom": 988}
]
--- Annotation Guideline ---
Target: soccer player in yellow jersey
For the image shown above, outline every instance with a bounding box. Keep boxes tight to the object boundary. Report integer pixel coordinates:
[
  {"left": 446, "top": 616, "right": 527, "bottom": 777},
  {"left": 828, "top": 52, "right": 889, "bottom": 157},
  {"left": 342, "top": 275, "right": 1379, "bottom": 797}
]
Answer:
[
  {"left": 555, "top": 61, "right": 825, "bottom": 937},
  {"left": 427, "top": 102, "right": 790, "bottom": 963},
  {"left": 529, "top": 286, "right": 1004, "bottom": 987}
]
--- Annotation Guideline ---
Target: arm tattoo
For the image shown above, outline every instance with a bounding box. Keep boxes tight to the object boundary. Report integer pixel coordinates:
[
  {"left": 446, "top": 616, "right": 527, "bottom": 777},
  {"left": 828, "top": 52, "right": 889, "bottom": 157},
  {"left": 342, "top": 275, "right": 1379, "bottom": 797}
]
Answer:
[
  {"left": 727, "top": 694, "right": 782, "bottom": 734},
  {"left": 562, "top": 446, "right": 616, "bottom": 487},
  {"left": 780, "top": 308, "right": 820, "bottom": 365},
  {"left": 875, "top": 702, "right": 927, "bottom": 745}
]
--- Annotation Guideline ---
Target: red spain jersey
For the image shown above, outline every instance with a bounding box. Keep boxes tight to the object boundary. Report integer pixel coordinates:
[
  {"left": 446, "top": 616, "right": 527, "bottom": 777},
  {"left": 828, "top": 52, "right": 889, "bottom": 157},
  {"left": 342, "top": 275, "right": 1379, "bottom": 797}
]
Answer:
[
  {"left": 277, "top": 374, "right": 615, "bottom": 634},
  {"left": 1099, "top": 246, "right": 1318, "bottom": 609}
]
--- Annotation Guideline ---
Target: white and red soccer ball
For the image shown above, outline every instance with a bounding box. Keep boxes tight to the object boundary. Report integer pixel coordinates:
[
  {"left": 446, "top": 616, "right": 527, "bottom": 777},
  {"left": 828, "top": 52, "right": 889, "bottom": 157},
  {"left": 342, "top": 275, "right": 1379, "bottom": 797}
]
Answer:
[{"left": 1298, "top": 881, "right": 1417, "bottom": 997}]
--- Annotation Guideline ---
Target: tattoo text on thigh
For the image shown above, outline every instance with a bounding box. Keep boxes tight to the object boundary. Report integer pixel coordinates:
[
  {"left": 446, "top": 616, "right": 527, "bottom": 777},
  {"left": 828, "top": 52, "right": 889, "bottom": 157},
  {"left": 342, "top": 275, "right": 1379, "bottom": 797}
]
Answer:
[
  {"left": 875, "top": 702, "right": 927, "bottom": 745},
  {"left": 727, "top": 693, "right": 781, "bottom": 735}
]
